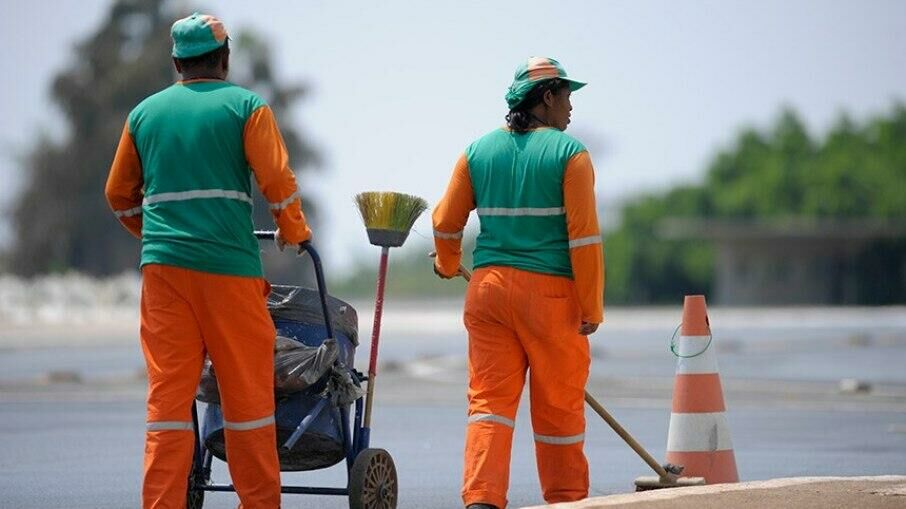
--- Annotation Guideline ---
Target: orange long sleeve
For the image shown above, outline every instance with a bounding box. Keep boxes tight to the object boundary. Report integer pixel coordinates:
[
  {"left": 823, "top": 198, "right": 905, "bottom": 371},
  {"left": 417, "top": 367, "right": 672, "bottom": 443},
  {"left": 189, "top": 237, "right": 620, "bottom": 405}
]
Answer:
[
  {"left": 432, "top": 154, "right": 475, "bottom": 277},
  {"left": 105, "top": 122, "right": 144, "bottom": 239},
  {"left": 244, "top": 106, "right": 312, "bottom": 244},
  {"left": 563, "top": 151, "right": 605, "bottom": 323}
]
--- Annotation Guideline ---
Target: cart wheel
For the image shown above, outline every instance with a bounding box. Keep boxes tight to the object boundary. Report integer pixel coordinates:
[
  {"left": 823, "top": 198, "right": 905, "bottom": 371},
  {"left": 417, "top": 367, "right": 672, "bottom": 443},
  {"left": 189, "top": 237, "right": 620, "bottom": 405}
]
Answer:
[
  {"left": 186, "top": 486, "right": 204, "bottom": 509},
  {"left": 349, "top": 448, "right": 397, "bottom": 509}
]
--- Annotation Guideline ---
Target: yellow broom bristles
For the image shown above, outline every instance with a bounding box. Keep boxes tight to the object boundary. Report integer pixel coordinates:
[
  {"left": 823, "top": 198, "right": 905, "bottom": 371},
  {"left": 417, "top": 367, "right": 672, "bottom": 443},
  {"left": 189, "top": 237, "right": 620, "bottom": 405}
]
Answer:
[{"left": 354, "top": 191, "right": 428, "bottom": 232}]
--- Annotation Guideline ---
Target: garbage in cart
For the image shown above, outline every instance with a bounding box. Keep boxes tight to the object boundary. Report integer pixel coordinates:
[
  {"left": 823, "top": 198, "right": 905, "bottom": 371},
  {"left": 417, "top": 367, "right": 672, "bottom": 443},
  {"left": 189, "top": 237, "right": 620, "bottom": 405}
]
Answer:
[
  {"left": 196, "top": 336, "right": 343, "bottom": 403},
  {"left": 196, "top": 284, "right": 364, "bottom": 471}
]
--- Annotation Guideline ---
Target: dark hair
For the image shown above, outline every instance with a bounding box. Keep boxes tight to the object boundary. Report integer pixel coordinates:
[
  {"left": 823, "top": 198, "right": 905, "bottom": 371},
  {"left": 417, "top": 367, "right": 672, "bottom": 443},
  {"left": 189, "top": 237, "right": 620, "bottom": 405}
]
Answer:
[
  {"left": 175, "top": 40, "right": 230, "bottom": 71},
  {"left": 505, "top": 78, "right": 569, "bottom": 133}
]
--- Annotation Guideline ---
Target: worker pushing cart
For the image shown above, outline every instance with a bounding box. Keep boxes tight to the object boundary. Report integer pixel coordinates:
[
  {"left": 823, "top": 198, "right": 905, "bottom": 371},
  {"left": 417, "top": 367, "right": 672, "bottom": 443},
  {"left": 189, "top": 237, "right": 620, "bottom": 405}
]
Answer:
[
  {"left": 433, "top": 57, "right": 605, "bottom": 509},
  {"left": 105, "top": 13, "right": 310, "bottom": 508}
]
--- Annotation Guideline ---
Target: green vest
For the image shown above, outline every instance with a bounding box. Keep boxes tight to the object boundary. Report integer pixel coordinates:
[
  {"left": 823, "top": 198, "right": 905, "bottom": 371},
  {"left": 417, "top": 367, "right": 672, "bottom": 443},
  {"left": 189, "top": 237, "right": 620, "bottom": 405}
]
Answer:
[
  {"left": 467, "top": 127, "right": 586, "bottom": 277},
  {"left": 128, "top": 81, "right": 266, "bottom": 277}
]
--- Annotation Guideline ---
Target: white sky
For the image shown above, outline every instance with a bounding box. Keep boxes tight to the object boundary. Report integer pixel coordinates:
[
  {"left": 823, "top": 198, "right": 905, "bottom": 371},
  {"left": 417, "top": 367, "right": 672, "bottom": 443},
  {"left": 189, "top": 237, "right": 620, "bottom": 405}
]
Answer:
[{"left": 1, "top": 0, "right": 905, "bottom": 273}]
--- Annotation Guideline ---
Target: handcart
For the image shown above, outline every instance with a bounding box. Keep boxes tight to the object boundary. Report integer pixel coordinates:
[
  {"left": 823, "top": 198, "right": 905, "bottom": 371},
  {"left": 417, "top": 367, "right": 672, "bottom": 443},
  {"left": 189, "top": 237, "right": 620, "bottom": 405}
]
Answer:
[{"left": 186, "top": 232, "right": 398, "bottom": 509}]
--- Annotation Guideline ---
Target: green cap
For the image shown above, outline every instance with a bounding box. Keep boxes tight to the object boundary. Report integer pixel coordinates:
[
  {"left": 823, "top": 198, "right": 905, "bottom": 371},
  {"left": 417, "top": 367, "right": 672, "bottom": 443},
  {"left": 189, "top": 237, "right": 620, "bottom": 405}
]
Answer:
[
  {"left": 171, "top": 13, "right": 229, "bottom": 59},
  {"left": 505, "top": 57, "right": 586, "bottom": 109}
]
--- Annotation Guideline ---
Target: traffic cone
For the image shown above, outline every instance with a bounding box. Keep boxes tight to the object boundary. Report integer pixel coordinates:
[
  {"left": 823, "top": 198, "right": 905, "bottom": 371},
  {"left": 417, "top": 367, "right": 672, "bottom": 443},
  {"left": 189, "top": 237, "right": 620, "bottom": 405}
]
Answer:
[{"left": 665, "top": 295, "right": 739, "bottom": 484}]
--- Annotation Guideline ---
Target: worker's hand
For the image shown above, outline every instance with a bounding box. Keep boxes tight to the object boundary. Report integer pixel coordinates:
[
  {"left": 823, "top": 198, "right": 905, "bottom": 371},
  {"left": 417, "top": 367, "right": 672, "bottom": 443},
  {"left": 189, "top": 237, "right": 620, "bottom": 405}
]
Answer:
[
  {"left": 275, "top": 229, "right": 307, "bottom": 256},
  {"left": 433, "top": 263, "right": 458, "bottom": 280},
  {"left": 274, "top": 229, "right": 289, "bottom": 252},
  {"left": 429, "top": 251, "right": 457, "bottom": 280},
  {"left": 578, "top": 321, "right": 599, "bottom": 336}
]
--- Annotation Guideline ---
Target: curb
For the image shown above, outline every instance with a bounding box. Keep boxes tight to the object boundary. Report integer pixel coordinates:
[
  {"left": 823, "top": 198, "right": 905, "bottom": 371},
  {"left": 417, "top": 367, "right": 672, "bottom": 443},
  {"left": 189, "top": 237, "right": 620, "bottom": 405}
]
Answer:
[{"left": 522, "top": 476, "right": 906, "bottom": 508}]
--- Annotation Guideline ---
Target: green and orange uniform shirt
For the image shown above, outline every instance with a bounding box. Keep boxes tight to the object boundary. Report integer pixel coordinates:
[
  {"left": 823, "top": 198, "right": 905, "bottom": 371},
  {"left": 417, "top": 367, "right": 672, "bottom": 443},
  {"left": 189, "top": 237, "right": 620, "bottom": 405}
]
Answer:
[
  {"left": 105, "top": 79, "right": 311, "bottom": 275},
  {"left": 433, "top": 126, "right": 605, "bottom": 324}
]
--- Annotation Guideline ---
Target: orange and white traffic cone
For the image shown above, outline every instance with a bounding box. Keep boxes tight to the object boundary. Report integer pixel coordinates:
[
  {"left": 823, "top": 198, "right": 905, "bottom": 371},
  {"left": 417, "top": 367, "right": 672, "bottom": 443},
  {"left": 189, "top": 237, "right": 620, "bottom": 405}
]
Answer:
[{"left": 665, "top": 295, "right": 739, "bottom": 484}]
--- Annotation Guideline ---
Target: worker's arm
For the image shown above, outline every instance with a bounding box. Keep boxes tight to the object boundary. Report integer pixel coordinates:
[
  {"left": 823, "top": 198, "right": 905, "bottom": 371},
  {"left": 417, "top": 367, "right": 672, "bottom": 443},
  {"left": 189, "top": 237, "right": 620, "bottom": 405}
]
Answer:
[
  {"left": 563, "top": 151, "right": 605, "bottom": 325},
  {"left": 432, "top": 154, "right": 475, "bottom": 277},
  {"left": 105, "top": 122, "right": 144, "bottom": 239},
  {"left": 244, "top": 106, "right": 312, "bottom": 244}
]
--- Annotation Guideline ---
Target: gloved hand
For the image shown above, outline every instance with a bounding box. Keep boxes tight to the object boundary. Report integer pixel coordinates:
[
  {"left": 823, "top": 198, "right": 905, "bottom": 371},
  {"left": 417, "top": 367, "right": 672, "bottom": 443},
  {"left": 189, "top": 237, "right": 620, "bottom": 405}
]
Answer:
[
  {"left": 429, "top": 251, "right": 468, "bottom": 280},
  {"left": 275, "top": 229, "right": 307, "bottom": 256},
  {"left": 433, "top": 262, "right": 458, "bottom": 280}
]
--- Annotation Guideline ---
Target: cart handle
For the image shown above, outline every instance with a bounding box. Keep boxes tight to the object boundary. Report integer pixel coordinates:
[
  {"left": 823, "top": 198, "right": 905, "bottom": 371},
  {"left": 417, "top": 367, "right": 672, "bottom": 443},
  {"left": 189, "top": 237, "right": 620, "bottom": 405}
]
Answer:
[{"left": 254, "top": 230, "right": 334, "bottom": 340}]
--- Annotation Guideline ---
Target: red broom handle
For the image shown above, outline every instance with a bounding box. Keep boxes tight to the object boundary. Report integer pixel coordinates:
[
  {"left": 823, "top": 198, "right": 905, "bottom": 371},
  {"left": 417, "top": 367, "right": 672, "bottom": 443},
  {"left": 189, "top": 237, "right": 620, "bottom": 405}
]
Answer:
[
  {"left": 363, "top": 246, "right": 389, "bottom": 428},
  {"left": 368, "top": 247, "right": 389, "bottom": 377}
]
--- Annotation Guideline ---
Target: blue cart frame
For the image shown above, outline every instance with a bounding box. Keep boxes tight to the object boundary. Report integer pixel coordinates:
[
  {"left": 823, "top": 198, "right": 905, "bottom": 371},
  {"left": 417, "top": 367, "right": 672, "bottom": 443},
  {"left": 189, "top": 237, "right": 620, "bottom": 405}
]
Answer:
[{"left": 186, "top": 232, "right": 397, "bottom": 509}]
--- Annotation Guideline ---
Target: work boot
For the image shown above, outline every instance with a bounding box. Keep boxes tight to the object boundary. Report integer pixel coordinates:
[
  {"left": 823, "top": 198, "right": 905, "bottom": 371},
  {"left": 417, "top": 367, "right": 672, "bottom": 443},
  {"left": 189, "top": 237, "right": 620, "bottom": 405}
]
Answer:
[{"left": 466, "top": 504, "right": 498, "bottom": 509}]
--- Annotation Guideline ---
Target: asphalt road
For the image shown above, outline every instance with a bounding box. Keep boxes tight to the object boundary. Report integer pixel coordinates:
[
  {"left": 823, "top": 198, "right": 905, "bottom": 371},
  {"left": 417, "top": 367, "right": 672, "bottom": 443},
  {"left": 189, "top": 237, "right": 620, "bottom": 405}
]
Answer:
[
  {"left": 2, "top": 305, "right": 904, "bottom": 507},
  {"left": 1, "top": 380, "right": 905, "bottom": 509}
]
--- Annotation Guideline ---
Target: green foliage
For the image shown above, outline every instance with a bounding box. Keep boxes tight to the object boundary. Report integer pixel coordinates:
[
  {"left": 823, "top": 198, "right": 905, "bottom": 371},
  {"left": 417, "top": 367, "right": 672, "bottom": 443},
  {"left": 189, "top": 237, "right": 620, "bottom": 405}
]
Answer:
[
  {"left": 606, "top": 105, "right": 906, "bottom": 303},
  {"left": 7, "top": 0, "right": 318, "bottom": 276},
  {"left": 603, "top": 188, "right": 713, "bottom": 304}
]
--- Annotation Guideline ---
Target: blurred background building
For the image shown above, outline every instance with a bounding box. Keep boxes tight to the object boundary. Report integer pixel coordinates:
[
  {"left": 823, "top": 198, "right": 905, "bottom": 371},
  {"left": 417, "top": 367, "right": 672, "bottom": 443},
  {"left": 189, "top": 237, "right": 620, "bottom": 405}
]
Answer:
[{"left": 663, "top": 219, "right": 906, "bottom": 305}]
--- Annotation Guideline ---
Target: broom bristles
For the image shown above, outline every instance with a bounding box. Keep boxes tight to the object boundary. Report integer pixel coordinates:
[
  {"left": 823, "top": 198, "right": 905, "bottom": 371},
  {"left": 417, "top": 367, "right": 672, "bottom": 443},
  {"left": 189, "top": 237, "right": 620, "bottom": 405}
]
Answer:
[{"left": 355, "top": 191, "right": 428, "bottom": 232}]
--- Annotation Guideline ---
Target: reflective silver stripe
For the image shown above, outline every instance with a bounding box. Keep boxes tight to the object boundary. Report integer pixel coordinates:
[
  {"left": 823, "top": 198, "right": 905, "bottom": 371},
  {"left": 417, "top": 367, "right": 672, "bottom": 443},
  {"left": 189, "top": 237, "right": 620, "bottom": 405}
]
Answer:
[
  {"left": 476, "top": 207, "right": 565, "bottom": 217},
  {"left": 223, "top": 414, "right": 275, "bottom": 431},
  {"left": 146, "top": 421, "right": 194, "bottom": 431},
  {"left": 667, "top": 412, "right": 734, "bottom": 452},
  {"left": 568, "top": 235, "right": 601, "bottom": 249},
  {"left": 433, "top": 229, "right": 464, "bottom": 240},
  {"left": 114, "top": 206, "right": 143, "bottom": 218},
  {"left": 468, "top": 413, "right": 515, "bottom": 428},
  {"left": 534, "top": 432, "right": 585, "bottom": 445},
  {"left": 143, "top": 189, "right": 253, "bottom": 206},
  {"left": 269, "top": 190, "right": 299, "bottom": 211}
]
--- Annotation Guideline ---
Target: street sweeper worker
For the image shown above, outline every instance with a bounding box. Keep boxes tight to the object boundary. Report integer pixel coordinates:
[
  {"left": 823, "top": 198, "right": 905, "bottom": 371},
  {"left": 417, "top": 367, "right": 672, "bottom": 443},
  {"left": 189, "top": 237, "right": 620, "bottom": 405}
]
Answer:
[
  {"left": 105, "top": 13, "right": 312, "bottom": 509},
  {"left": 433, "top": 57, "right": 604, "bottom": 509}
]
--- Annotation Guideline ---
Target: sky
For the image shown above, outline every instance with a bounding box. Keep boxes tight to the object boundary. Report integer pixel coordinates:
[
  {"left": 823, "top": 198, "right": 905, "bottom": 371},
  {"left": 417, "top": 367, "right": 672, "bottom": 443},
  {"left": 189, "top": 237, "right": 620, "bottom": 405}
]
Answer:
[{"left": 1, "top": 0, "right": 905, "bottom": 273}]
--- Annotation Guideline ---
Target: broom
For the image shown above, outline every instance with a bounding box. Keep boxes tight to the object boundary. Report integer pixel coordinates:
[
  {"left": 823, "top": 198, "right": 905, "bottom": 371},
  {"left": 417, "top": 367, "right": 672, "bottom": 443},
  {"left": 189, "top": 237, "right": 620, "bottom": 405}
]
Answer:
[{"left": 354, "top": 191, "right": 428, "bottom": 449}]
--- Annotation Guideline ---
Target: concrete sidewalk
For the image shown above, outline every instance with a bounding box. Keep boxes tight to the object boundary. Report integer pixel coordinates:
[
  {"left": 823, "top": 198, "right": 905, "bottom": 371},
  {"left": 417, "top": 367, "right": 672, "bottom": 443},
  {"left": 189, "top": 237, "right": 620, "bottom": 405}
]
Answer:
[{"left": 524, "top": 476, "right": 906, "bottom": 508}]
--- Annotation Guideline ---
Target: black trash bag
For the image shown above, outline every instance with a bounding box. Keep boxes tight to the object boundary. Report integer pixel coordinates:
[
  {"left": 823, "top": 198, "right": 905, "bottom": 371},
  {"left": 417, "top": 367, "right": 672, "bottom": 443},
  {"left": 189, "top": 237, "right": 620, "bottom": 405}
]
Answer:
[
  {"left": 196, "top": 336, "right": 339, "bottom": 404},
  {"left": 327, "top": 363, "right": 366, "bottom": 407},
  {"left": 268, "top": 285, "right": 359, "bottom": 346},
  {"left": 274, "top": 336, "right": 338, "bottom": 395}
]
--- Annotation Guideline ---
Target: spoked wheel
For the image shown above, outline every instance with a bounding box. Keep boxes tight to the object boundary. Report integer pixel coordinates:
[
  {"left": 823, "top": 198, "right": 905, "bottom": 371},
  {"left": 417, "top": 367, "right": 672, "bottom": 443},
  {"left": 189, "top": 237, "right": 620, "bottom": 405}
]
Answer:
[{"left": 349, "top": 448, "right": 397, "bottom": 509}]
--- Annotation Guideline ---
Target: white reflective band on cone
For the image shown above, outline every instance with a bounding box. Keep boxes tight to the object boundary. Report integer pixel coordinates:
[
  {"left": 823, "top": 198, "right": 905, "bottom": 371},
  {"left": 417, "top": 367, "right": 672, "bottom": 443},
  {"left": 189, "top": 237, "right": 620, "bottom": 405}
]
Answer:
[
  {"left": 534, "top": 432, "right": 585, "bottom": 445},
  {"left": 476, "top": 207, "right": 565, "bottom": 217},
  {"left": 433, "top": 229, "right": 464, "bottom": 240},
  {"left": 675, "top": 335, "right": 720, "bottom": 374},
  {"left": 143, "top": 189, "right": 253, "bottom": 206},
  {"left": 568, "top": 236, "right": 602, "bottom": 248},
  {"left": 114, "top": 206, "right": 142, "bottom": 218},
  {"left": 269, "top": 191, "right": 299, "bottom": 211},
  {"left": 468, "top": 413, "right": 515, "bottom": 428},
  {"left": 146, "top": 421, "right": 194, "bottom": 431},
  {"left": 667, "top": 412, "right": 734, "bottom": 452},
  {"left": 223, "top": 414, "right": 275, "bottom": 431}
]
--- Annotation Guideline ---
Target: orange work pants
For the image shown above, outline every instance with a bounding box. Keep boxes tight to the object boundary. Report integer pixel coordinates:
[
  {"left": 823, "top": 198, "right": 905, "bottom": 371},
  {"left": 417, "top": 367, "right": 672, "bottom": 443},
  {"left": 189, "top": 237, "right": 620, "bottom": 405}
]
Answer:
[
  {"left": 140, "top": 264, "right": 281, "bottom": 509},
  {"left": 462, "top": 266, "right": 590, "bottom": 509}
]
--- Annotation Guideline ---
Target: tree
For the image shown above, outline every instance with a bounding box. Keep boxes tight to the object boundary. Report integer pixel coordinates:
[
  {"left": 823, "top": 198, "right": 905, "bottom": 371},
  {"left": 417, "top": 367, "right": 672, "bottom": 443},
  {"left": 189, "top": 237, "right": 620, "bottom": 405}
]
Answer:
[
  {"left": 7, "top": 0, "right": 319, "bottom": 276},
  {"left": 604, "top": 106, "right": 906, "bottom": 304}
]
